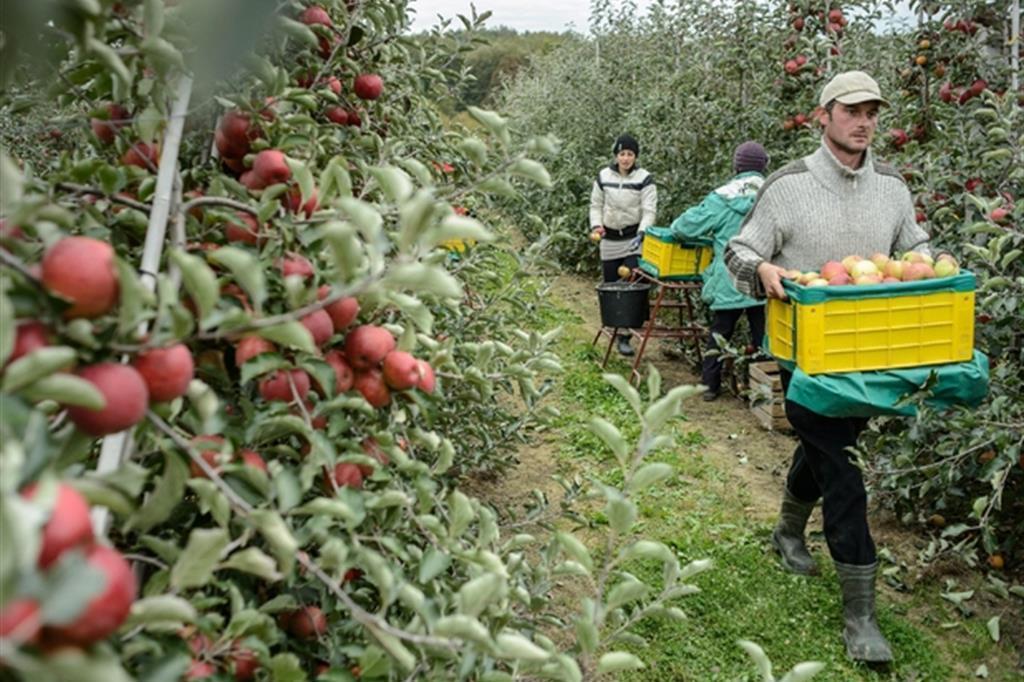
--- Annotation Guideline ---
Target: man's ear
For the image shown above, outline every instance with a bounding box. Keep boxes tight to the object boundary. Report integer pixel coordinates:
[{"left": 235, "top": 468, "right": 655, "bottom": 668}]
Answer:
[{"left": 816, "top": 108, "right": 830, "bottom": 127}]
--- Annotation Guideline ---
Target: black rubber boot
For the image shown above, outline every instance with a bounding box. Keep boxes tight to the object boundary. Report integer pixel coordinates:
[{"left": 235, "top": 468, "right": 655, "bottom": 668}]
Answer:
[
  {"left": 834, "top": 561, "right": 894, "bottom": 663},
  {"left": 770, "top": 489, "right": 819, "bottom": 576},
  {"left": 616, "top": 335, "right": 634, "bottom": 356}
]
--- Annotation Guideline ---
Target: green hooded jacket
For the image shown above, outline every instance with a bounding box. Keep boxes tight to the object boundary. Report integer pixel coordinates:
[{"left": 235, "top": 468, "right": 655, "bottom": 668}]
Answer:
[{"left": 667, "top": 171, "right": 764, "bottom": 310}]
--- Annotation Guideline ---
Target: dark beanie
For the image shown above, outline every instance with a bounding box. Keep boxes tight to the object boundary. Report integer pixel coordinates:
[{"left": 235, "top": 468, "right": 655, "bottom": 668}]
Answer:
[
  {"left": 613, "top": 134, "right": 640, "bottom": 156},
  {"left": 733, "top": 141, "right": 768, "bottom": 174}
]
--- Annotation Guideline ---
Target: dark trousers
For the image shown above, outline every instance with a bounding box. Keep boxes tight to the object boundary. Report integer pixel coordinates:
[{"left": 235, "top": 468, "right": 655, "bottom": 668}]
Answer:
[
  {"left": 601, "top": 254, "right": 639, "bottom": 283},
  {"left": 779, "top": 369, "right": 876, "bottom": 566},
  {"left": 701, "top": 305, "right": 766, "bottom": 393}
]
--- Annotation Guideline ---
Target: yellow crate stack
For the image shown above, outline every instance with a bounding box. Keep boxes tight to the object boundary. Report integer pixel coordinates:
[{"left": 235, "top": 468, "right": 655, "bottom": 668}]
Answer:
[
  {"left": 767, "top": 272, "right": 976, "bottom": 374},
  {"left": 638, "top": 227, "right": 712, "bottom": 280}
]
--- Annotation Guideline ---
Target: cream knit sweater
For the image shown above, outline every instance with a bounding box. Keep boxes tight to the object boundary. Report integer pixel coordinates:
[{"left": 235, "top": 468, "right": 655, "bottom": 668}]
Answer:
[{"left": 726, "top": 140, "right": 931, "bottom": 297}]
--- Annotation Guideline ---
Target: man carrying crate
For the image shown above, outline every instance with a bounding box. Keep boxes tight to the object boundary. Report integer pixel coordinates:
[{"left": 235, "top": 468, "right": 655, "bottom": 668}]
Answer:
[
  {"left": 724, "top": 71, "right": 933, "bottom": 664},
  {"left": 665, "top": 141, "right": 769, "bottom": 401}
]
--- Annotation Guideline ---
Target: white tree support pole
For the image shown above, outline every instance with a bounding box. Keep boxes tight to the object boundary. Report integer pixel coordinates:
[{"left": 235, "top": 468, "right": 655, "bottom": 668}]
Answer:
[{"left": 91, "top": 75, "right": 194, "bottom": 536}]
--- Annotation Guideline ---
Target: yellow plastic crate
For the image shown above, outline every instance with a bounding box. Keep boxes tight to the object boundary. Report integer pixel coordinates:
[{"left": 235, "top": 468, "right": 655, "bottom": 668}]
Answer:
[
  {"left": 767, "top": 272, "right": 975, "bottom": 374},
  {"left": 639, "top": 227, "right": 712, "bottom": 279}
]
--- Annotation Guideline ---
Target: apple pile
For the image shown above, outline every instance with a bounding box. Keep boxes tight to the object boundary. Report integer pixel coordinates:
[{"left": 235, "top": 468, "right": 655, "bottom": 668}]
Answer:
[
  {"left": 0, "top": 484, "right": 137, "bottom": 649},
  {"left": 784, "top": 251, "right": 961, "bottom": 287}
]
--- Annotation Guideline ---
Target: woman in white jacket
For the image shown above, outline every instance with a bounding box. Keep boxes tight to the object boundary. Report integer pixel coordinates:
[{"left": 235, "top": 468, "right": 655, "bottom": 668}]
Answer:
[{"left": 589, "top": 133, "right": 658, "bottom": 355}]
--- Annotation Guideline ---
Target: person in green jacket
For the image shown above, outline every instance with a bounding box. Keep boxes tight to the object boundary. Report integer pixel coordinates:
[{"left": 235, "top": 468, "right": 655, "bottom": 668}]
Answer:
[{"left": 667, "top": 141, "right": 769, "bottom": 401}]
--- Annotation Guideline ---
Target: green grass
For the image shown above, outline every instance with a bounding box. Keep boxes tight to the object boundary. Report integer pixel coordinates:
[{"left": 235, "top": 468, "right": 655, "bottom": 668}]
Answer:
[{"left": 530, "top": 280, "right": 1016, "bottom": 681}]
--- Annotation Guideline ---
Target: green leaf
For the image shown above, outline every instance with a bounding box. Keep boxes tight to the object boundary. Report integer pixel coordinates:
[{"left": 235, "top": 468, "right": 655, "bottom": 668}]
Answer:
[
  {"left": 780, "top": 662, "right": 826, "bottom": 682},
  {"left": 221, "top": 547, "right": 283, "bottom": 582},
  {"left": 383, "top": 263, "right": 462, "bottom": 299},
  {"left": 556, "top": 532, "right": 593, "bottom": 573},
  {"left": 365, "top": 622, "right": 416, "bottom": 672},
  {"left": 418, "top": 547, "right": 451, "bottom": 583},
  {"left": 620, "top": 540, "right": 674, "bottom": 563},
  {"left": 448, "top": 490, "right": 474, "bottom": 539},
  {"left": 88, "top": 38, "right": 132, "bottom": 87},
  {"left": 1, "top": 346, "right": 78, "bottom": 392},
  {"left": 629, "top": 462, "right": 673, "bottom": 494},
  {"left": 143, "top": 0, "right": 164, "bottom": 37},
  {"left": 397, "top": 191, "right": 436, "bottom": 251},
  {"left": 606, "top": 495, "right": 637, "bottom": 535},
  {"left": 987, "top": 615, "right": 1000, "bottom": 642},
  {"left": 258, "top": 322, "right": 315, "bottom": 353},
  {"left": 456, "top": 572, "right": 504, "bottom": 617},
  {"left": 368, "top": 166, "right": 413, "bottom": 203},
  {"left": 477, "top": 177, "right": 517, "bottom": 198},
  {"left": 115, "top": 256, "right": 154, "bottom": 333},
  {"left": 125, "top": 595, "right": 197, "bottom": 628},
  {"left": 20, "top": 373, "right": 106, "bottom": 409},
  {"left": 597, "top": 652, "right": 645, "bottom": 674},
  {"left": 0, "top": 151, "right": 24, "bottom": 214},
  {"left": 588, "top": 417, "right": 628, "bottom": 464},
  {"left": 170, "top": 249, "right": 218, "bottom": 322},
  {"left": 275, "top": 16, "right": 318, "bottom": 48},
  {"left": 458, "top": 137, "right": 488, "bottom": 165},
  {"left": 737, "top": 640, "right": 773, "bottom": 682},
  {"left": 466, "top": 107, "right": 510, "bottom": 145},
  {"left": 494, "top": 631, "right": 550, "bottom": 662},
  {"left": 290, "top": 497, "right": 358, "bottom": 523},
  {"left": 250, "top": 509, "right": 298, "bottom": 576},
  {"left": 171, "top": 527, "right": 229, "bottom": 589},
  {"left": 339, "top": 198, "right": 384, "bottom": 235},
  {"left": 433, "top": 615, "right": 491, "bottom": 645},
  {"left": 268, "top": 652, "right": 306, "bottom": 682},
  {"left": 131, "top": 452, "right": 189, "bottom": 532},
  {"left": 604, "top": 373, "right": 643, "bottom": 415},
  {"left": 187, "top": 479, "right": 231, "bottom": 527},
  {"left": 209, "top": 247, "right": 267, "bottom": 311},
  {"left": 606, "top": 578, "right": 649, "bottom": 610},
  {"left": 508, "top": 158, "right": 552, "bottom": 188},
  {"left": 430, "top": 213, "right": 494, "bottom": 247}
]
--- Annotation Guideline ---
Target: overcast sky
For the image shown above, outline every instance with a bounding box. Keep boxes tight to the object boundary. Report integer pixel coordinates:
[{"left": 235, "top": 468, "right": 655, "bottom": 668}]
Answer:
[
  {"left": 406, "top": 0, "right": 916, "bottom": 34},
  {"left": 407, "top": 0, "right": 654, "bottom": 33}
]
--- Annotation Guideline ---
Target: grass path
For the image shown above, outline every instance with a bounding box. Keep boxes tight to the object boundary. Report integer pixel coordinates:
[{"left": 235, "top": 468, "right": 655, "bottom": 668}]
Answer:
[{"left": 490, "top": 270, "right": 1021, "bottom": 681}]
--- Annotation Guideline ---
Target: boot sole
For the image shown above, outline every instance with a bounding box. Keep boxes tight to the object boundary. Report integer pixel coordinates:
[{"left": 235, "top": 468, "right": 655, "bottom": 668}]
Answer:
[
  {"left": 843, "top": 633, "right": 894, "bottom": 664},
  {"left": 770, "top": 530, "right": 819, "bottom": 576}
]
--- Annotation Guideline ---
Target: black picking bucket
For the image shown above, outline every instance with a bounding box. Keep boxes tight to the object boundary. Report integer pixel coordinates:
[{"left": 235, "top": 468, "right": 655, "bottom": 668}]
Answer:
[{"left": 596, "top": 281, "right": 651, "bottom": 328}]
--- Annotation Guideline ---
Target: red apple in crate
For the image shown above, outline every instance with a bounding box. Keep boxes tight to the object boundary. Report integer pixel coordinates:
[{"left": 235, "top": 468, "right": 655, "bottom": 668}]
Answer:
[
  {"left": 883, "top": 260, "right": 905, "bottom": 279},
  {"left": 850, "top": 260, "right": 880, "bottom": 278},
  {"left": 854, "top": 273, "right": 883, "bottom": 285},
  {"left": 797, "top": 271, "right": 820, "bottom": 285},
  {"left": 841, "top": 254, "right": 863, "bottom": 274},
  {"left": 805, "top": 277, "right": 829, "bottom": 287},
  {"left": 901, "top": 250, "right": 934, "bottom": 266},
  {"left": 869, "top": 253, "right": 890, "bottom": 270},
  {"left": 934, "top": 255, "right": 960, "bottom": 277},
  {"left": 819, "top": 260, "right": 846, "bottom": 281},
  {"left": 828, "top": 272, "right": 852, "bottom": 286},
  {"left": 782, "top": 269, "right": 802, "bottom": 280}
]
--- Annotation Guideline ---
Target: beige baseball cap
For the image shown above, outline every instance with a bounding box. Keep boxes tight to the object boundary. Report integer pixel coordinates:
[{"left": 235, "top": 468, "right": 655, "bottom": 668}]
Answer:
[{"left": 818, "top": 71, "right": 889, "bottom": 107}]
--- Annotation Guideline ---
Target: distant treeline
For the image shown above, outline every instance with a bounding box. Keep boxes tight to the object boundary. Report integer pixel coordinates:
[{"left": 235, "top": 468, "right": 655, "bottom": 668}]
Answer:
[{"left": 448, "top": 27, "right": 574, "bottom": 110}]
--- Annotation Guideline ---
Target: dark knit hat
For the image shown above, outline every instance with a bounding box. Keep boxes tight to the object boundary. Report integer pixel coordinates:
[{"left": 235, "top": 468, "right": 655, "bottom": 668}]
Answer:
[
  {"left": 733, "top": 141, "right": 768, "bottom": 174},
  {"left": 613, "top": 134, "right": 640, "bottom": 156}
]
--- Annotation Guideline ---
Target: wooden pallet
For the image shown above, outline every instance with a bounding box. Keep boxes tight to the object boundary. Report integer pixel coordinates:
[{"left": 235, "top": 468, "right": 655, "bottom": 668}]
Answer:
[{"left": 748, "top": 361, "right": 792, "bottom": 432}]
